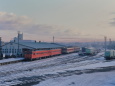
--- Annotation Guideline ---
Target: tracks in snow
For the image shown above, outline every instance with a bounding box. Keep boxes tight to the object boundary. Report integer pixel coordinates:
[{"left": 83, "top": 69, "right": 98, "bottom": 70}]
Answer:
[{"left": 0, "top": 54, "right": 104, "bottom": 78}]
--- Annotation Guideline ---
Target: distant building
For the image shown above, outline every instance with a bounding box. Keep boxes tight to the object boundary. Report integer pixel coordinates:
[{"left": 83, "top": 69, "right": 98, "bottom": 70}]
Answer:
[{"left": 10, "top": 32, "right": 36, "bottom": 43}]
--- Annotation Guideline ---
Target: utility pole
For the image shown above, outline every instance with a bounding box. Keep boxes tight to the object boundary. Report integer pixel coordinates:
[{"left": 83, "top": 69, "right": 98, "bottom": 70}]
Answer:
[
  {"left": 104, "top": 36, "right": 107, "bottom": 52},
  {"left": 109, "top": 38, "right": 111, "bottom": 49},
  {"left": 0, "top": 37, "right": 2, "bottom": 59},
  {"left": 18, "top": 31, "right": 20, "bottom": 57},
  {"left": 53, "top": 36, "right": 54, "bottom": 43}
]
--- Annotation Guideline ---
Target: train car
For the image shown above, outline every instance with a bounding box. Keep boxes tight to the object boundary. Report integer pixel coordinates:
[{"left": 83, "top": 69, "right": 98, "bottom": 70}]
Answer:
[
  {"left": 24, "top": 49, "right": 50, "bottom": 60},
  {"left": 79, "top": 47, "right": 97, "bottom": 56},
  {"left": 24, "top": 46, "right": 80, "bottom": 60},
  {"left": 24, "top": 48, "right": 62, "bottom": 60},
  {"left": 104, "top": 50, "right": 115, "bottom": 60},
  {"left": 24, "top": 50, "right": 32, "bottom": 60},
  {"left": 82, "top": 47, "right": 87, "bottom": 52},
  {"left": 74, "top": 47, "right": 80, "bottom": 52},
  {"left": 85, "top": 48, "right": 96, "bottom": 55},
  {"left": 78, "top": 47, "right": 86, "bottom": 56},
  {"left": 62, "top": 47, "right": 75, "bottom": 54},
  {"left": 50, "top": 49, "right": 62, "bottom": 56}
]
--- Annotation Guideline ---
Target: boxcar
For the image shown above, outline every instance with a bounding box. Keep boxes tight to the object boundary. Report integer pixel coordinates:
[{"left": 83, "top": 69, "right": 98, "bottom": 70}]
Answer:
[
  {"left": 85, "top": 48, "right": 95, "bottom": 55},
  {"left": 79, "top": 47, "right": 97, "bottom": 56}
]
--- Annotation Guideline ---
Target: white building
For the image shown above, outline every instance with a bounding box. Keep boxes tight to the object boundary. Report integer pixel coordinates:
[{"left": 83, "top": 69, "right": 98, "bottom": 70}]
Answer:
[{"left": 10, "top": 32, "right": 36, "bottom": 43}]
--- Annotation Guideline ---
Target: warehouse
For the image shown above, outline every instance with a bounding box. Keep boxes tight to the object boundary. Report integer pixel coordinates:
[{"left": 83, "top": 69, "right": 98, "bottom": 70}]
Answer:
[
  {"left": 2, "top": 41, "right": 64, "bottom": 57},
  {"left": 0, "top": 32, "right": 64, "bottom": 58}
]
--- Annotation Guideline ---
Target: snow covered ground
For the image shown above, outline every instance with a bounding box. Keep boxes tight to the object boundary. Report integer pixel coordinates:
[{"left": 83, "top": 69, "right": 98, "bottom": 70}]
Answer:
[
  {"left": 34, "top": 71, "right": 115, "bottom": 86},
  {"left": 0, "top": 57, "right": 24, "bottom": 63},
  {"left": 0, "top": 52, "right": 115, "bottom": 86}
]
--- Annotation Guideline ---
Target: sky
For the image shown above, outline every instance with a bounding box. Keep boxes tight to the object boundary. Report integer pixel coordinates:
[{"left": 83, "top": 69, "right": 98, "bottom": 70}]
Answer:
[{"left": 0, "top": 0, "right": 115, "bottom": 42}]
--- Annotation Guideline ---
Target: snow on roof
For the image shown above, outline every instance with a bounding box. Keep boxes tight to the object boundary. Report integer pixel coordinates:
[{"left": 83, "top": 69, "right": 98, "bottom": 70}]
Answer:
[{"left": 14, "top": 42, "right": 64, "bottom": 49}]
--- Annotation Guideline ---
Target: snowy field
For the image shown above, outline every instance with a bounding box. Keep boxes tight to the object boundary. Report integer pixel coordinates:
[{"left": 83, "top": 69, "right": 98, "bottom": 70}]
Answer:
[
  {"left": 0, "top": 52, "right": 115, "bottom": 86},
  {"left": 34, "top": 71, "right": 115, "bottom": 86}
]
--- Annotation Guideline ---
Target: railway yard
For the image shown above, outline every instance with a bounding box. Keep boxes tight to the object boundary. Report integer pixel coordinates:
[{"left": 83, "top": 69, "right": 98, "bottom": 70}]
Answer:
[
  {"left": 1, "top": 1, "right": 115, "bottom": 86},
  {"left": 0, "top": 51, "right": 115, "bottom": 86}
]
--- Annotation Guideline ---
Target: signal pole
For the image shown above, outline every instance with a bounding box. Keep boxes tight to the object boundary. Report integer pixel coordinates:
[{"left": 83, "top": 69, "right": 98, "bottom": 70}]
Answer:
[
  {"left": 109, "top": 38, "right": 111, "bottom": 49},
  {"left": 0, "top": 37, "right": 2, "bottom": 59},
  {"left": 18, "top": 31, "right": 20, "bottom": 57},
  {"left": 53, "top": 36, "right": 54, "bottom": 43},
  {"left": 104, "top": 36, "right": 107, "bottom": 52}
]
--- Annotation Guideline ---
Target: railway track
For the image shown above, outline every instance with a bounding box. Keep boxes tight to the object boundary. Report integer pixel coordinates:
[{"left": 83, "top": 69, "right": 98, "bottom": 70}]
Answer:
[
  {"left": 0, "top": 58, "right": 24, "bottom": 66},
  {"left": 0, "top": 53, "right": 79, "bottom": 66},
  {"left": 0, "top": 52, "right": 103, "bottom": 66},
  {"left": 0, "top": 53, "right": 107, "bottom": 86},
  {"left": 0, "top": 53, "right": 105, "bottom": 78},
  {"left": 15, "top": 65, "right": 115, "bottom": 86},
  {"left": 2, "top": 56, "right": 106, "bottom": 86},
  {"left": 0, "top": 54, "right": 103, "bottom": 77}
]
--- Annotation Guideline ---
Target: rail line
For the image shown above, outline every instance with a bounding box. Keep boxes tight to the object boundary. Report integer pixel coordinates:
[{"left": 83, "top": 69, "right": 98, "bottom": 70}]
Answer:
[
  {"left": 0, "top": 53, "right": 78, "bottom": 66},
  {"left": 0, "top": 59, "right": 24, "bottom": 66},
  {"left": 0, "top": 52, "right": 103, "bottom": 66},
  {"left": 15, "top": 65, "right": 115, "bottom": 86},
  {"left": 1, "top": 55, "right": 106, "bottom": 86},
  {"left": 0, "top": 54, "right": 104, "bottom": 77}
]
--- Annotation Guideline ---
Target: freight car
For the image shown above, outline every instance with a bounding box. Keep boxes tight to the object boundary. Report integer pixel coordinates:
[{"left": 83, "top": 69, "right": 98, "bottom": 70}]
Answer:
[
  {"left": 74, "top": 47, "right": 80, "bottom": 52},
  {"left": 85, "top": 48, "right": 96, "bottom": 55},
  {"left": 79, "top": 47, "right": 97, "bottom": 56},
  {"left": 104, "top": 50, "right": 115, "bottom": 60},
  {"left": 24, "top": 48, "right": 62, "bottom": 60}
]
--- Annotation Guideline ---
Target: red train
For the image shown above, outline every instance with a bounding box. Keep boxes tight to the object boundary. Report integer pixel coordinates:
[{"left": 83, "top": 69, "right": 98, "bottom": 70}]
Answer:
[{"left": 24, "top": 47, "right": 80, "bottom": 60}]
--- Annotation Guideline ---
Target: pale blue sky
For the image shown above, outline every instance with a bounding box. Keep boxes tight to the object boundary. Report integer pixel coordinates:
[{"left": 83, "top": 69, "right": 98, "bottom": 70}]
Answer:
[{"left": 0, "top": 0, "right": 115, "bottom": 42}]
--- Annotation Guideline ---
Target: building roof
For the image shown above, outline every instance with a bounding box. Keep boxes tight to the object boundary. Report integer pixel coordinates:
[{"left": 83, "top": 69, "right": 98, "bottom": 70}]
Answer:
[{"left": 13, "top": 42, "right": 64, "bottom": 49}]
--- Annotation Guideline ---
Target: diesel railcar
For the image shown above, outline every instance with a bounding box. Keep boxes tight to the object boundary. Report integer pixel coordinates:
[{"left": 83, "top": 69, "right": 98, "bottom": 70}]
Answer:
[
  {"left": 24, "top": 46, "right": 80, "bottom": 60},
  {"left": 24, "top": 48, "right": 62, "bottom": 60}
]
